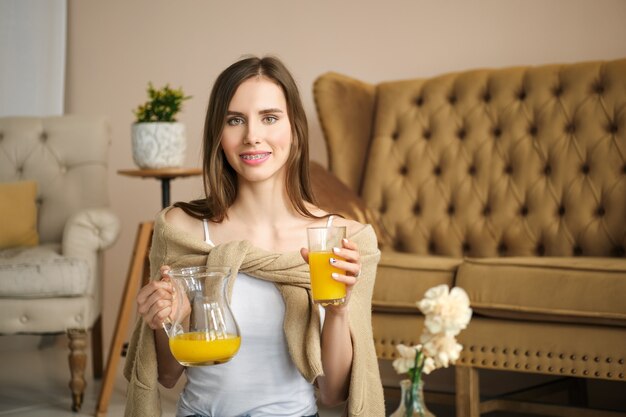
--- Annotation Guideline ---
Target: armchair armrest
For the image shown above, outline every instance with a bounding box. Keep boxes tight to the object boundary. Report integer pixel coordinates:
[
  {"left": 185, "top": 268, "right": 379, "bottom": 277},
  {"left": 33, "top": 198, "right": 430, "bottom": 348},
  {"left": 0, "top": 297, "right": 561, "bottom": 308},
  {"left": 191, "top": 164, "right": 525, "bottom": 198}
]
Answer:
[
  {"left": 313, "top": 72, "right": 376, "bottom": 193},
  {"left": 62, "top": 208, "right": 121, "bottom": 283}
]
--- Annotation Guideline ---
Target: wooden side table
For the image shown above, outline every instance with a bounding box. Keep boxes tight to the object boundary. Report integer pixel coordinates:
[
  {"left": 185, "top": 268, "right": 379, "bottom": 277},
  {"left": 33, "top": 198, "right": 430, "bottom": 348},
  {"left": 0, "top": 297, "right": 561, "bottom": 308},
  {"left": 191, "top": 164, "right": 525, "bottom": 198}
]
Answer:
[{"left": 96, "top": 167, "right": 202, "bottom": 416}]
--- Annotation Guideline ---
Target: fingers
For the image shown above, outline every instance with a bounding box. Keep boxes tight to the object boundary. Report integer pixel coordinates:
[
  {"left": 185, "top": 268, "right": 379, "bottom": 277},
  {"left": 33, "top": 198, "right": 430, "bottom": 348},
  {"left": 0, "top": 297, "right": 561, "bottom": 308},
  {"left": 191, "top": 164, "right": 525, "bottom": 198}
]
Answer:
[
  {"left": 300, "top": 247, "right": 310, "bottom": 263},
  {"left": 136, "top": 278, "right": 175, "bottom": 330},
  {"left": 330, "top": 238, "right": 361, "bottom": 278}
]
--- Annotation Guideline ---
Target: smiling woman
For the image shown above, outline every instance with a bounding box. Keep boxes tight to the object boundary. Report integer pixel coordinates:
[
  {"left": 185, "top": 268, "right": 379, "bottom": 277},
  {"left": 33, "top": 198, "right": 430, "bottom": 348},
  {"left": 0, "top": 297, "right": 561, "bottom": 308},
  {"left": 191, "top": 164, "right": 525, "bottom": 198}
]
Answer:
[{"left": 124, "top": 56, "right": 385, "bottom": 417}]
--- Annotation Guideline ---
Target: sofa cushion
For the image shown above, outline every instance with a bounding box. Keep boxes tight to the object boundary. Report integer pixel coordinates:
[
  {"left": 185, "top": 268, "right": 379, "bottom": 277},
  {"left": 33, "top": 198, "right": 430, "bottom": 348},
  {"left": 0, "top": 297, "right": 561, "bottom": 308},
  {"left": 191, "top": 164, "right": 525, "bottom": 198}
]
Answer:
[
  {"left": 456, "top": 257, "right": 626, "bottom": 327},
  {"left": 373, "top": 251, "right": 462, "bottom": 312},
  {"left": 0, "top": 244, "right": 90, "bottom": 297},
  {"left": 0, "top": 181, "right": 39, "bottom": 249}
]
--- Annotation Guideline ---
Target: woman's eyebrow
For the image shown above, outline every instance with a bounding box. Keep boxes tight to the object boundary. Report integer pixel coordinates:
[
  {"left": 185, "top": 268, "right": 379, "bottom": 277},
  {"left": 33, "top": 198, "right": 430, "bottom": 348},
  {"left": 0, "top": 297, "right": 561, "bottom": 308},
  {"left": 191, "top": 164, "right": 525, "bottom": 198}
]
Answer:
[{"left": 226, "top": 108, "right": 284, "bottom": 116}]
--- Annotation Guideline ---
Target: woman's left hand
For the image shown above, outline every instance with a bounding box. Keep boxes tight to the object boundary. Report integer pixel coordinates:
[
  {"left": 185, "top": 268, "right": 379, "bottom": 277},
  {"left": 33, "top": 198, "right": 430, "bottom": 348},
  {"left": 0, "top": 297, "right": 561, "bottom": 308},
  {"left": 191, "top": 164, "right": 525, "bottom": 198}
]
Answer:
[{"left": 300, "top": 237, "right": 361, "bottom": 309}]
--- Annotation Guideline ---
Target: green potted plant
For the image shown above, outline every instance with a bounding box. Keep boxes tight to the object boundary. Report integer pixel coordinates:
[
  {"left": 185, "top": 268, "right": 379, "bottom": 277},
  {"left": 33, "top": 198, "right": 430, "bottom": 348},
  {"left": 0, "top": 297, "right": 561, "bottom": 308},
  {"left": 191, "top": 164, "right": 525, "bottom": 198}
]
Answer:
[{"left": 131, "top": 83, "right": 192, "bottom": 169}]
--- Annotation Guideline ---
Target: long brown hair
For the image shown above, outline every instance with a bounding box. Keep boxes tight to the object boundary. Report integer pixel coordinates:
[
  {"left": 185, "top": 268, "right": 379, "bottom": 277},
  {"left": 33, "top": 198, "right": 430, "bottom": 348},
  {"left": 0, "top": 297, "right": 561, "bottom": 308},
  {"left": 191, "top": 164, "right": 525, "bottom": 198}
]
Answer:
[{"left": 175, "top": 56, "right": 319, "bottom": 222}]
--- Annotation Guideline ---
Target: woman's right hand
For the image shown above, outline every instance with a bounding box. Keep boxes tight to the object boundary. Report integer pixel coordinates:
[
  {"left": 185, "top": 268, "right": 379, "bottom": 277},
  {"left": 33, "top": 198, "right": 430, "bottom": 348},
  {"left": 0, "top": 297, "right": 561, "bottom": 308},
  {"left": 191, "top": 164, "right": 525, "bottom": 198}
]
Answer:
[{"left": 136, "top": 265, "right": 176, "bottom": 330}]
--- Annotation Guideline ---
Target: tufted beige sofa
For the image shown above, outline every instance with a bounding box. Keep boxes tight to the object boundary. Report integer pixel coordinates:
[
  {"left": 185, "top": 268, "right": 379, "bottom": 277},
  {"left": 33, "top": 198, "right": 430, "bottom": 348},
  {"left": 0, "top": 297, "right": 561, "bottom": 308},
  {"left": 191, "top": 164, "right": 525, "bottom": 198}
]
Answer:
[
  {"left": 0, "top": 116, "right": 120, "bottom": 411},
  {"left": 313, "top": 58, "right": 626, "bottom": 416}
]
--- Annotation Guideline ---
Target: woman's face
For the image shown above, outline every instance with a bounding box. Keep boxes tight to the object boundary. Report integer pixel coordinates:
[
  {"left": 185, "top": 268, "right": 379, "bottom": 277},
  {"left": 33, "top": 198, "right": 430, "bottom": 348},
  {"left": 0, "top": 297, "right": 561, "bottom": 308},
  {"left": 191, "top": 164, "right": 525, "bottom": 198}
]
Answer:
[{"left": 220, "top": 76, "right": 292, "bottom": 186}]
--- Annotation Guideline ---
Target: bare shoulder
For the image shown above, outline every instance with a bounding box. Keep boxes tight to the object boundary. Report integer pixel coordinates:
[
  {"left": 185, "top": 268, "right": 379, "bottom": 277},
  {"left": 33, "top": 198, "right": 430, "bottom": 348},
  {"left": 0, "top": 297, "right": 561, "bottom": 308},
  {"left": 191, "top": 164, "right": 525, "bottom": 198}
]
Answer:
[
  {"left": 164, "top": 207, "right": 202, "bottom": 237},
  {"left": 333, "top": 217, "right": 367, "bottom": 237}
]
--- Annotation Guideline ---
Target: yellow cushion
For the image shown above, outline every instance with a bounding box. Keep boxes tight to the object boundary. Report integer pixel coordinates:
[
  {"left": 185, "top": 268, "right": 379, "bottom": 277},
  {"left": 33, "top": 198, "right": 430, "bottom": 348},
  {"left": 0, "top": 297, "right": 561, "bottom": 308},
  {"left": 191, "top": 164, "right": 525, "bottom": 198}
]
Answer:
[{"left": 0, "top": 181, "right": 39, "bottom": 249}]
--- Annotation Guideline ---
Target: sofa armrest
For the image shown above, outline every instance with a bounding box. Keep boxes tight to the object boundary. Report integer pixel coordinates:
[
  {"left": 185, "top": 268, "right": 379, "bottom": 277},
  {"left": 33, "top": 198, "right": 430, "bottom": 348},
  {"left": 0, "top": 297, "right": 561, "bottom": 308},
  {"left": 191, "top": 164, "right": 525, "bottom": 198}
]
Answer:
[
  {"left": 313, "top": 72, "right": 376, "bottom": 193},
  {"left": 62, "top": 208, "right": 121, "bottom": 280}
]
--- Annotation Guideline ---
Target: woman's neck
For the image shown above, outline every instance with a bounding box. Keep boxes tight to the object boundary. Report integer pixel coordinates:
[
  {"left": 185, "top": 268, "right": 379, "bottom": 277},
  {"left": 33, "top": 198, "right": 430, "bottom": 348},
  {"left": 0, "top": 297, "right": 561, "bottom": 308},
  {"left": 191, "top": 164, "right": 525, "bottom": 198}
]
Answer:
[{"left": 229, "top": 180, "right": 299, "bottom": 227}]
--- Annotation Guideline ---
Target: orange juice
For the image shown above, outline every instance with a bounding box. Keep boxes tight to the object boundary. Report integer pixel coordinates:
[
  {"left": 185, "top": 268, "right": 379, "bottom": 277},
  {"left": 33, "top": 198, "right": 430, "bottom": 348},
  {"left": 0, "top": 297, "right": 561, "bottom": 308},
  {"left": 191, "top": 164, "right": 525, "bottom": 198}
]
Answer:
[
  {"left": 309, "top": 251, "right": 346, "bottom": 304},
  {"left": 169, "top": 332, "right": 241, "bottom": 366}
]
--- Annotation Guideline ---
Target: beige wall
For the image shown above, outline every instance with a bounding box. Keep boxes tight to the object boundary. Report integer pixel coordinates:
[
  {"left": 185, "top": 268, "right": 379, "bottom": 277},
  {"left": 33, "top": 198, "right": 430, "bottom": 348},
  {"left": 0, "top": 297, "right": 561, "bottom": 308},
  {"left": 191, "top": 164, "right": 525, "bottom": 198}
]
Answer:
[{"left": 66, "top": 0, "right": 626, "bottom": 355}]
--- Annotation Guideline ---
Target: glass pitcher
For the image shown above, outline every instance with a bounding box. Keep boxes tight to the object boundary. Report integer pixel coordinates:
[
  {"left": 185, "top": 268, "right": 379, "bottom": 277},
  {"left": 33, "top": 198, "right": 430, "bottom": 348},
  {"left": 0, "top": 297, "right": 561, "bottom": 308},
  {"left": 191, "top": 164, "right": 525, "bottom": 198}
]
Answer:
[{"left": 163, "top": 266, "right": 241, "bottom": 366}]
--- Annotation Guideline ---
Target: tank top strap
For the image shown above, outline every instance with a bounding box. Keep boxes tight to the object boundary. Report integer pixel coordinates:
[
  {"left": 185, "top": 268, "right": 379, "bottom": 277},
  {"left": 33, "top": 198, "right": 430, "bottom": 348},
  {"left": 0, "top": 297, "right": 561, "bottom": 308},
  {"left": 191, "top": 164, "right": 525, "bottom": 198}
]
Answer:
[
  {"left": 325, "top": 215, "right": 335, "bottom": 228},
  {"left": 202, "top": 218, "right": 214, "bottom": 245}
]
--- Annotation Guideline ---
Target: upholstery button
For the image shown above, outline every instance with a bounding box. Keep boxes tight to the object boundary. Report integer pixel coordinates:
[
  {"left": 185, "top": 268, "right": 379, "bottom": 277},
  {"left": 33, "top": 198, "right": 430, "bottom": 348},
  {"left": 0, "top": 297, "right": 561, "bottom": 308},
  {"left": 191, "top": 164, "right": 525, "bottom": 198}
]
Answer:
[
  {"left": 581, "top": 164, "right": 590, "bottom": 174},
  {"left": 448, "top": 95, "right": 457, "bottom": 105},
  {"left": 0, "top": 132, "right": 3, "bottom": 140},
  {"left": 559, "top": 353, "right": 565, "bottom": 359},
  {"left": 423, "top": 129, "right": 432, "bottom": 140},
  {"left": 536, "top": 244, "right": 545, "bottom": 256},
  {"left": 593, "top": 82, "right": 605, "bottom": 95},
  {"left": 536, "top": 351, "right": 542, "bottom": 357},
  {"left": 492, "top": 127, "right": 502, "bottom": 138},
  {"left": 518, "top": 90, "right": 527, "bottom": 100},
  {"left": 392, "top": 131, "right": 399, "bottom": 140},
  {"left": 525, "top": 350, "right": 530, "bottom": 357},
  {"left": 620, "top": 373, "right": 624, "bottom": 379},
  {"left": 525, "top": 364, "right": 531, "bottom": 370},
  {"left": 469, "top": 345, "right": 475, "bottom": 352},
  {"left": 559, "top": 368, "right": 565, "bottom": 373},
  {"left": 433, "top": 166, "right": 442, "bottom": 176},
  {"left": 505, "top": 165, "right": 513, "bottom": 175},
  {"left": 40, "top": 132, "right": 47, "bottom": 141},
  {"left": 529, "top": 125, "right": 538, "bottom": 136},
  {"left": 428, "top": 241, "right": 436, "bottom": 253},
  {"left": 415, "top": 96, "right": 424, "bottom": 107},
  {"left": 622, "top": 165, "right": 626, "bottom": 174},
  {"left": 608, "top": 123, "right": 618, "bottom": 134},
  {"left": 520, "top": 206, "right": 529, "bottom": 216},
  {"left": 492, "top": 347, "right": 498, "bottom": 353},
  {"left": 447, "top": 205, "right": 455, "bottom": 215},
  {"left": 573, "top": 246, "right": 583, "bottom": 256},
  {"left": 536, "top": 365, "right": 542, "bottom": 371},
  {"left": 543, "top": 164, "right": 551, "bottom": 176},
  {"left": 20, "top": 315, "right": 28, "bottom": 323},
  {"left": 493, "top": 361, "right": 498, "bottom": 367},
  {"left": 558, "top": 205, "right": 566, "bottom": 216},
  {"left": 457, "top": 128, "right": 466, "bottom": 140},
  {"left": 565, "top": 122, "right": 576, "bottom": 134},
  {"left": 483, "top": 92, "right": 491, "bottom": 103},
  {"left": 502, "top": 348, "right": 508, "bottom": 354},
  {"left": 17, "top": 166, "right": 24, "bottom": 174},
  {"left": 552, "top": 85, "right": 563, "bottom": 97},
  {"left": 399, "top": 166, "right": 408, "bottom": 175},
  {"left": 36, "top": 197, "right": 43, "bottom": 205},
  {"left": 462, "top": 242, "right": 471, "bottom": 253},
  {"left": 596, "top": 207, "right": 605, "bottom": 217},
  {"left": 498, "top": 243, "right": 507, "bottom": 255},
  {"left": 413, "top": 203, "right": 421, "bottom": 215},
  {"left": 612, "top": 245, "right": 625, "bottom": 257},
  {"left": 482, "top": 206, "right": 491, "bottom": 216},
  {"left": 468, "top": 165, "right": 476, "bottom": 176}
]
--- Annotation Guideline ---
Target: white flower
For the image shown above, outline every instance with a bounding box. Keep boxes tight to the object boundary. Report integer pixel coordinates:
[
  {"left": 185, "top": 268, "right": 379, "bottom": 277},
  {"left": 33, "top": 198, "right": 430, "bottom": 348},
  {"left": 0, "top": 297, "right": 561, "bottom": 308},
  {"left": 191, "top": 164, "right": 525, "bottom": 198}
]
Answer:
[
  {"left": 417, "top": 285, "right": 472, "bottom": 336},
  {"left": 420, "top": 332, "right": 463, "bottom": 369},
  {"left": 392, "top": 343, "right": 421, "bottom": 374},
  {"left": 421, "top": 356, "right": 436, "bottom": 374}
]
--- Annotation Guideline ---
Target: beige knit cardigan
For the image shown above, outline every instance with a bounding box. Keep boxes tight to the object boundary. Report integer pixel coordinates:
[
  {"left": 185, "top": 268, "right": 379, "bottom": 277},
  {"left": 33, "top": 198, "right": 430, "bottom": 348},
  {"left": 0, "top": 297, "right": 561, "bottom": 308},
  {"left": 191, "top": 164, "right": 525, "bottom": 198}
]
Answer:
[{"left": 124, "top": 208, "right": 385, "bottom": 416}]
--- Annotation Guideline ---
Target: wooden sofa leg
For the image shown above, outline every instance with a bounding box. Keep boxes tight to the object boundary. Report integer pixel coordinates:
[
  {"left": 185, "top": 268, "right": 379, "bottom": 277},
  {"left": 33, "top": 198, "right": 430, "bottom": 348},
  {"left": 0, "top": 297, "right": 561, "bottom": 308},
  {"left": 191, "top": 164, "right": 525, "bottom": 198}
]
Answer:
[
  {"left": 91, "top": 315, "right": 104, "bottom": 379},
  {"left": 456, "top": 365, "right": 480, "bottom": 417},
  {"left": 68, "top": 328, "right": 87, "bottom": 412}
]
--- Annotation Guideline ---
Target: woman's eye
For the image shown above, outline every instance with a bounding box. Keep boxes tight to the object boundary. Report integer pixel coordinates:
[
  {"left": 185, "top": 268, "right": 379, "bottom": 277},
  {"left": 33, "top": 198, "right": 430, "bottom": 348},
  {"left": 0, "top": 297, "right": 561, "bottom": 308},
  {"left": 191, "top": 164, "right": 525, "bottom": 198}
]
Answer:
[
  {"left": 263, "top": 116, "right": 278, "bottom": 124},
  {"left": 227, "top": 117, "right": 244, "bottom": 126}
]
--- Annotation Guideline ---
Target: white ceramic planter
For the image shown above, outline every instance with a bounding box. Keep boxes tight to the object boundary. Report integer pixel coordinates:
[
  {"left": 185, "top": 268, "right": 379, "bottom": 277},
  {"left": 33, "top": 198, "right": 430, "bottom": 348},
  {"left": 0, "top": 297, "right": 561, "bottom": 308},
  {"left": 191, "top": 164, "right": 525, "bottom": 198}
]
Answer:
[{"left": 131, "top": 122, "right": 186, "bottom": 169}]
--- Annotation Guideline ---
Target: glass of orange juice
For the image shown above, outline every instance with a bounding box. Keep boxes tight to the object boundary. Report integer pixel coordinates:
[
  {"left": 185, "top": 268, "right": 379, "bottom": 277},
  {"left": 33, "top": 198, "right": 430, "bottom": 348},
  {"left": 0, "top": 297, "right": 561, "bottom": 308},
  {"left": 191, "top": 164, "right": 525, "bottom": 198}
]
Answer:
[{"left": 307, "top": 226, "right": 347, "bottom": 305}]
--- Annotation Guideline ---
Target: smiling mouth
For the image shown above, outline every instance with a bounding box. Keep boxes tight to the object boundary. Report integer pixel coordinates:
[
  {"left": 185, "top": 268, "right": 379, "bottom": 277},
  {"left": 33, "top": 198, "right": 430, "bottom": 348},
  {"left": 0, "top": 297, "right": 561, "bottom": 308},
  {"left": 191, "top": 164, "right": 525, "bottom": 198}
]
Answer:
[{"left": 240, "top": 153, "right": 270, "bottom": 160}]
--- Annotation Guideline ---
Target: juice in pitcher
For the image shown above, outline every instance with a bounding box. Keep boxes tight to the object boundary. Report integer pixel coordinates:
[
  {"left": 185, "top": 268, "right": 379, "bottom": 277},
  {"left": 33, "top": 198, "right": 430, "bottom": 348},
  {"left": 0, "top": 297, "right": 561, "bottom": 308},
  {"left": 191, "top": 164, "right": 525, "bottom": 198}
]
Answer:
[{"left": 169, "top": 332, "right": 241, "bottom": 366}]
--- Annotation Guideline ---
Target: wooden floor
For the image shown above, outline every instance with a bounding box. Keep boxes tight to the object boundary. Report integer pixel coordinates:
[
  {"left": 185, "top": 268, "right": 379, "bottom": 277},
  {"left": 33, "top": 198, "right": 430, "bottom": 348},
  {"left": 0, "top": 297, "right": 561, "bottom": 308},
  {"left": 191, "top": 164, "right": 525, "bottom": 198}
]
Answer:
[{"left": 1, "top": 334, "right": 624, "bottom": 417}]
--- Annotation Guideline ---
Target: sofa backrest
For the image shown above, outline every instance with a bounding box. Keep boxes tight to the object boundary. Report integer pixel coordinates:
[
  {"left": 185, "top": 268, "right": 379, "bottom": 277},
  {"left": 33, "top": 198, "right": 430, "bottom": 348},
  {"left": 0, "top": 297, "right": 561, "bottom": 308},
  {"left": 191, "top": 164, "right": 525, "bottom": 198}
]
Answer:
[
  {"left": 0, "top": 116, "right": 110, "bottom": 243},
  {"left": 317, "top": 59, "right": 626, "bottom": 258}
]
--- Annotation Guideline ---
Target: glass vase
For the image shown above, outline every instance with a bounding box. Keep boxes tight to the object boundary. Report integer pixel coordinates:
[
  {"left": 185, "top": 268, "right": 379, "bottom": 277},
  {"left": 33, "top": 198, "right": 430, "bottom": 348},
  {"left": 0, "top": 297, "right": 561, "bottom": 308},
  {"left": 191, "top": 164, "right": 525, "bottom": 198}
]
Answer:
[{"left": 389, "top": 378, "right": 435, "bottom": 417}]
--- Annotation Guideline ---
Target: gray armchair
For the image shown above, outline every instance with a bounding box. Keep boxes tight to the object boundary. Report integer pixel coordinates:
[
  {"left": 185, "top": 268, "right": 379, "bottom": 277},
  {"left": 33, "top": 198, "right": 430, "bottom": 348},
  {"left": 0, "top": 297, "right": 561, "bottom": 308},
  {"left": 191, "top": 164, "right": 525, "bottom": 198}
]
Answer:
[{"left": 0, "top": 116, "right": 120, "bottom": 411}]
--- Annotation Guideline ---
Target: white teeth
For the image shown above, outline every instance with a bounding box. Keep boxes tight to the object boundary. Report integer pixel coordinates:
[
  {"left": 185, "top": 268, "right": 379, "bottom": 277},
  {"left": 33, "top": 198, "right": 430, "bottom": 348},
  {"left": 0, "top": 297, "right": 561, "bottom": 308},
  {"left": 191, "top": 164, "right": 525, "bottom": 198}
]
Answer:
[{"left": 241, "top": 153, "right": 268, "bottom": 160}]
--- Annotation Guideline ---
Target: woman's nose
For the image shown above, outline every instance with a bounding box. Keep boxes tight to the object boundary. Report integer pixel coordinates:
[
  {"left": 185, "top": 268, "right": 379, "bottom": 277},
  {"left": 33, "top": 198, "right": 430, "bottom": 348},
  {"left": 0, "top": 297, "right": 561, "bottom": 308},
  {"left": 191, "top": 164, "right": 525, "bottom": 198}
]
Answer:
[{"left": 243, "top": 122, "right": 262, "bottom": 145}]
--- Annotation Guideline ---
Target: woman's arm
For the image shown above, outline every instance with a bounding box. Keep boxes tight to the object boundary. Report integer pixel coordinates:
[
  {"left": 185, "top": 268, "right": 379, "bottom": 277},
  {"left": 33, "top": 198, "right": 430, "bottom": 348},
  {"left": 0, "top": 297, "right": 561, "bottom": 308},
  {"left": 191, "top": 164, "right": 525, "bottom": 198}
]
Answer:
[
  {"left": 302, "top": 236, "right": 362, "bottom": 406},
  {"left": 135, "top": 267, "right": 185, "bottom": 388}
]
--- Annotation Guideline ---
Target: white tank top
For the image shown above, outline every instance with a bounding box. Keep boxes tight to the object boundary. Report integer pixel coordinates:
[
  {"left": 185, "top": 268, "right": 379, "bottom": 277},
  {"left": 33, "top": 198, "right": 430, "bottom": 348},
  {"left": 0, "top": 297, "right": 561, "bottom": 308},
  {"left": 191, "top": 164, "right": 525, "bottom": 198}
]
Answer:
[{"left": 175, "top": 220, "right": 318, "bottom": 417}]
